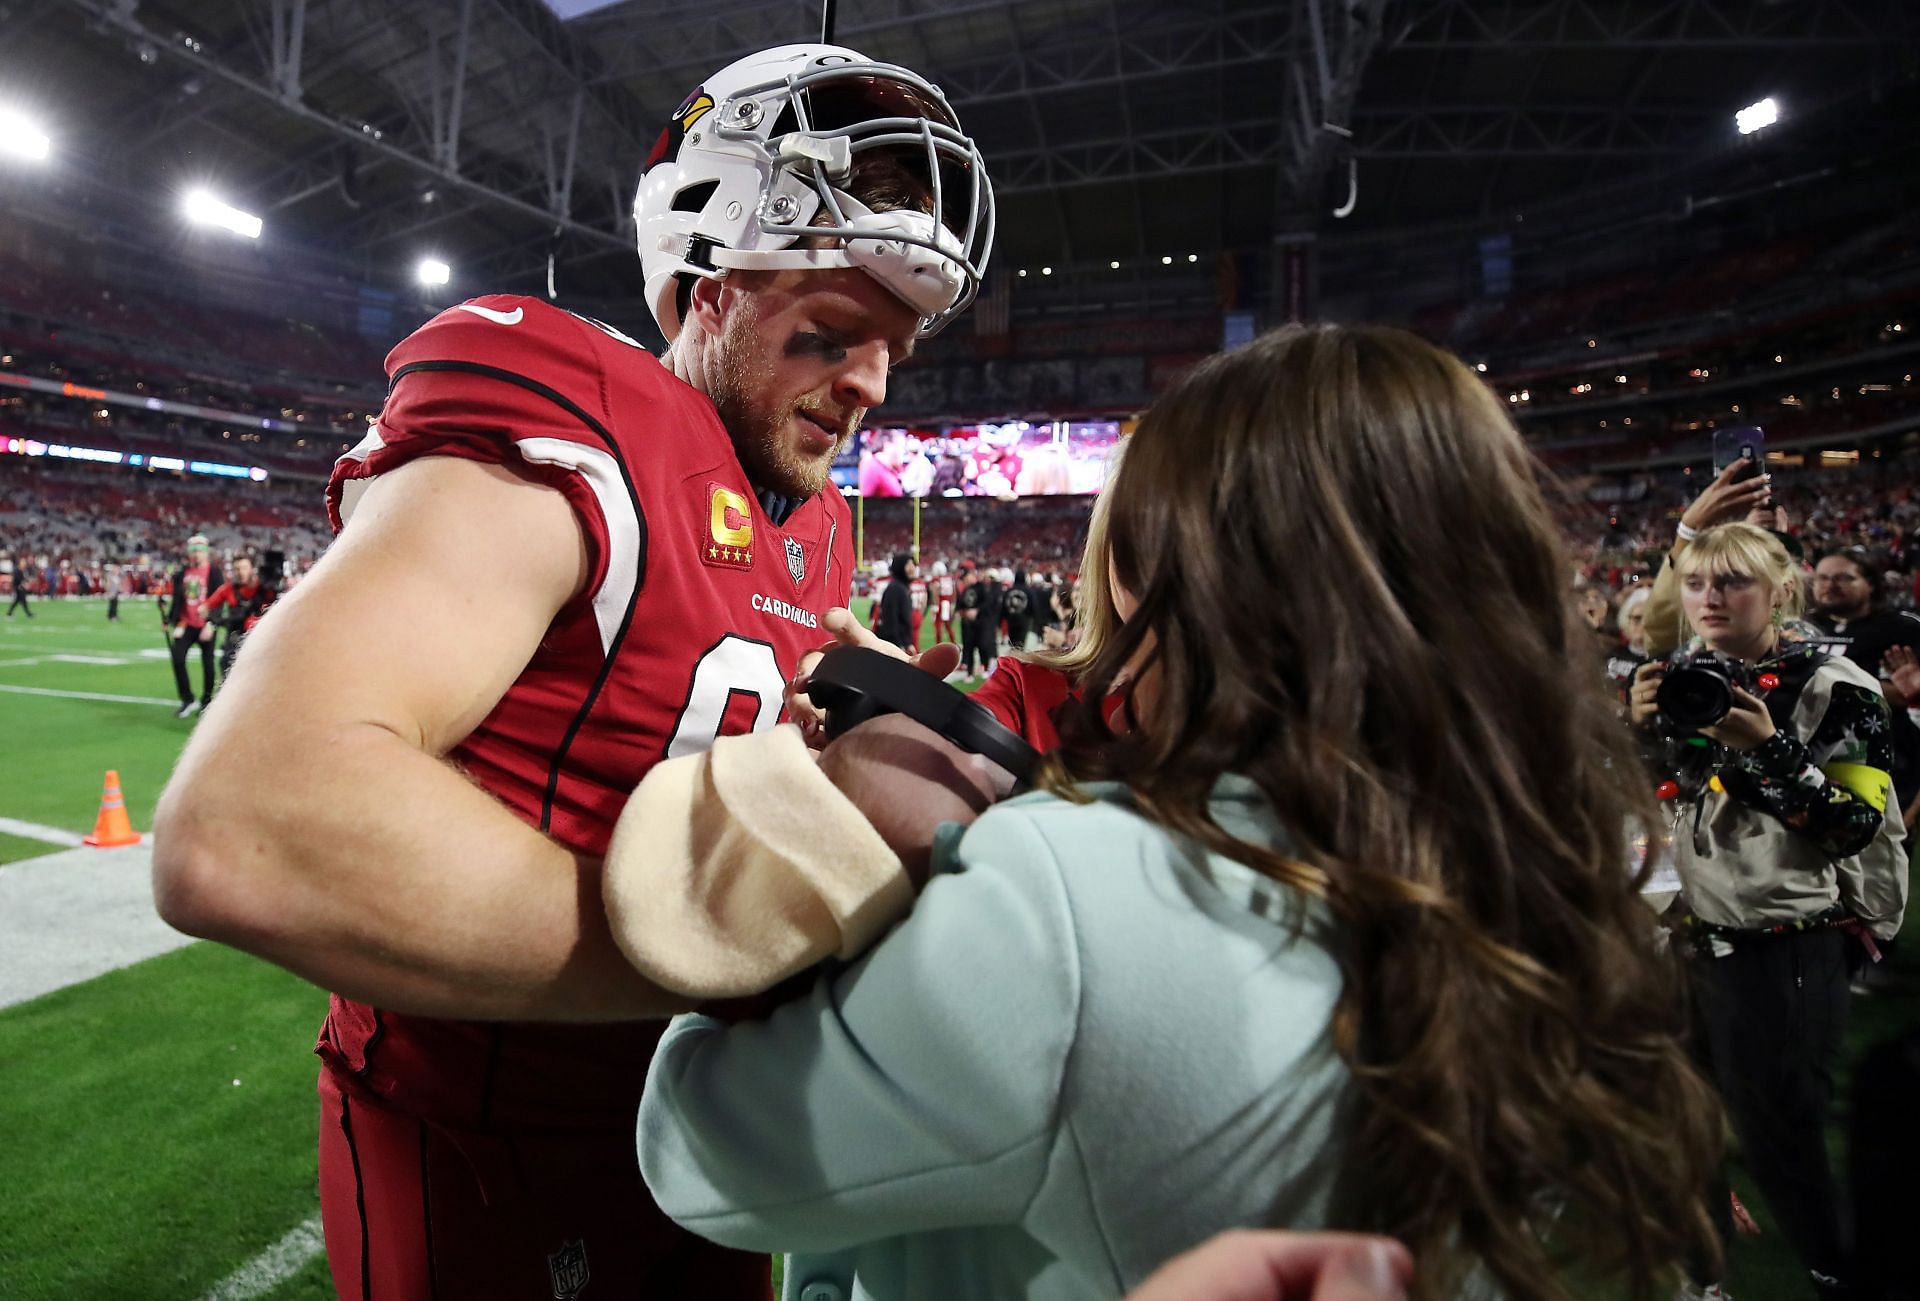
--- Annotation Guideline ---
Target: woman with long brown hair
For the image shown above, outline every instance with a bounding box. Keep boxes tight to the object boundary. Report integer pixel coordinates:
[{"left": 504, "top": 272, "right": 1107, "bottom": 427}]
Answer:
[{"left": 634, "top": 324, "right": 1726, "bottom": 1300}]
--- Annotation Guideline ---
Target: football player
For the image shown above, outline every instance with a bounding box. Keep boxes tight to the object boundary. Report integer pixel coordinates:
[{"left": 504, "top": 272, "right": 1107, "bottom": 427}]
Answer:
[{"left": 152, "top": 41, "right": 991, "bottom": 1301}]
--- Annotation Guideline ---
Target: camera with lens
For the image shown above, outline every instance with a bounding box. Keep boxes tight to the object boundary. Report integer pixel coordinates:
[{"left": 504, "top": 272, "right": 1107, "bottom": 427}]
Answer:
[{"left": 1655, "top": 647, "right": 1759, "bottom": 735}]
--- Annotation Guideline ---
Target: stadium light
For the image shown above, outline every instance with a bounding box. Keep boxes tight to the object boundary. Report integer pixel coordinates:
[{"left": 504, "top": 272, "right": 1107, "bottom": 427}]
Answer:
[
  {"left": 0, "top": 108, "right": 51, "bottom": 162},
  {"left": 1735, "top": 97, "right": 1779, "bottom": 135},
  {"left": 182, "top": 189, "right": 263, "bottom": 239},
  {"left": 417, "top": 258, "right": 451, "bottom": 287}
]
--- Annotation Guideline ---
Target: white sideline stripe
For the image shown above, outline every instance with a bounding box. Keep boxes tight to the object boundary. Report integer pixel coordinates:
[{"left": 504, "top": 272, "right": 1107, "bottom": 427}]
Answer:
[
  {"left": 0, "top": 816, "right": 83, "bottom": 847},
  {"left": 0, "top": 842, "right": 195, "bottom": 1011},
  {"left": 0, "top": 654, "right": 141, "bottom": 668},
  {"left": 0, "top": 684, "right": 179, "bottom": 706},
  {"left": 197, "top": 1216, "right": 326, "bottom": 1300}
]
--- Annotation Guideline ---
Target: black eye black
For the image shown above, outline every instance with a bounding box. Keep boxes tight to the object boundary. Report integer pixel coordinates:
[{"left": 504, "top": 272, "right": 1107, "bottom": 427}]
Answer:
[{"left": 788, "top": 331, "right": 848, "bottom": 360}]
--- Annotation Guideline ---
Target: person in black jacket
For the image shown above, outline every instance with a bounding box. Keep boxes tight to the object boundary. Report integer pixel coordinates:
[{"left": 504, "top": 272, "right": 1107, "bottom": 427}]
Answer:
[
  {"left": 874, "top": 552, "right": 917, "bottom": 652},
  {"left": 1806, "top": 547, "right": 1920, "bottom": 829},
  {"left": 159, "top": 535, "right": 223, "bottom": 718}
]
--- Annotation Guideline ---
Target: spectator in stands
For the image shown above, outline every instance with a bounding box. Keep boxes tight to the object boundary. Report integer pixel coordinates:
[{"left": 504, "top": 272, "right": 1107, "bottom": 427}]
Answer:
[
  {"left": 1629, "top": 523, "right": 1906, "bottom": 1300},
  {"left": 873, "top": 552, "right": 917, "bottom": 652},
  {"left": 634, "top": 323, "right": 1725, "bottom": 1301},
  {"left": 1805, "top": 547, "right": 1920, "bottom": 829}
]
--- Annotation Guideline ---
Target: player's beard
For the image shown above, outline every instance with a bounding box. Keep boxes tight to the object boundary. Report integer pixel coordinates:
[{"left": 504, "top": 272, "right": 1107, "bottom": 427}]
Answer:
[{"left": 709, "top": 302, "right": 855, "bottom": 500}]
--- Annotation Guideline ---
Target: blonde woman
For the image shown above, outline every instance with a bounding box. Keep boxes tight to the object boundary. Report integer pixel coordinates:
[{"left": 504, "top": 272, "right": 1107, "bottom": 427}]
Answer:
[{"left": 1629, "top": 522, "right": 1906, "bottom": 1298}]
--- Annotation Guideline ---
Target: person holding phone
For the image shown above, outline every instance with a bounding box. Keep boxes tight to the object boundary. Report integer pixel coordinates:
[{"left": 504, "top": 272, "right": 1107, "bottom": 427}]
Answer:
[
  {"left": 1628, "top": 522, "right": 1906, "bottom": 1298},
  {"left": 1641, "top": 455, "right": 1778, "bottom": 658}
]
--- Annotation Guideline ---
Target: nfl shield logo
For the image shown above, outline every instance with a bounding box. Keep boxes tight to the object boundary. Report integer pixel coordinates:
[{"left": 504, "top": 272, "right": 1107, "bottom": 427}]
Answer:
[
  {"left": 785, "top": 536, "right": 806, "bottom": 586},
  {"left": 547, "top": 1238, "right": 590, "bottom": 1299}
]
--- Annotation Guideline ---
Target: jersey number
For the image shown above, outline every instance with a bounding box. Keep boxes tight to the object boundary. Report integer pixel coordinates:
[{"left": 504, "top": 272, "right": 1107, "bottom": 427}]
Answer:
[{"left": 664, "top": 635, "right": 787, "bottom": 759}]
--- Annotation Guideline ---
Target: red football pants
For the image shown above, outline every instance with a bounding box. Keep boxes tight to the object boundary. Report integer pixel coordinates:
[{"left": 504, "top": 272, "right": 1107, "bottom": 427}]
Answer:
[{"left": 318, "top": 1067, "right": 770, "bottom": 1299}]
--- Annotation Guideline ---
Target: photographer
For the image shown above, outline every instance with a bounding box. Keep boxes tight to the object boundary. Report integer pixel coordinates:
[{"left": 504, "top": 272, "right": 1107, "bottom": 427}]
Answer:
[
  {"left": 1630, "top": 522, "right": 1907, "bottom": 1299},
  {"left": 199, "top": 553, "right": 280, "bottom": 686}
]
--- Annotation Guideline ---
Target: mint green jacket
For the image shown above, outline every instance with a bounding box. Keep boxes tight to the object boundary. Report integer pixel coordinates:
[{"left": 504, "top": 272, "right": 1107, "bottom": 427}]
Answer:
[{"left": 638, "top": 779, "right": 1352, "bottom": 1301}]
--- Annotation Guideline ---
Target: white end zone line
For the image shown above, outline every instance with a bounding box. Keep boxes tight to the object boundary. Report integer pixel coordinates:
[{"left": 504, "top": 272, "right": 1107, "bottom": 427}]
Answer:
[
  {"left": 196, "top": 1216, "right": 326, "bottom": 1300},
  {"left": 0, "top": 684, "right": 179, "bottom": 706},
  {"left": 0, "top": 816, "right": 84, "bottom": 847}
]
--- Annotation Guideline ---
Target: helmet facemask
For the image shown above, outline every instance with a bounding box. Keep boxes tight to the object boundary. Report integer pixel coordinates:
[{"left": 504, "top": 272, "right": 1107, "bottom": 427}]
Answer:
[{"left": 637, "top": 47, "right": 995, "bottom": 340}]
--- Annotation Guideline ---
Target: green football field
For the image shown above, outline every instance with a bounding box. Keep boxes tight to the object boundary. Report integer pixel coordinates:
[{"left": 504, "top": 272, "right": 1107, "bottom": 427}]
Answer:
[{"left": 2, "top": 597, "right": 1913, "bottom": 1299}]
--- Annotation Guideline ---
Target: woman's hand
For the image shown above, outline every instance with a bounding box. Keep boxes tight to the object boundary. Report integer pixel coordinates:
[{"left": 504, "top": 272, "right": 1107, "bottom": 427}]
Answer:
[
  {"left": 784, "top": 608, "right": 962, "bottom": 748},
  {"left": 1125, "top": 1231, "right": 1412, "bottom": 1301},
  {"left": 1681, "top": 461, "right": 1772, "bottom": 536},
  {"left": 1629, "top": 660, "right": 1667, "bottom": 729},
  {"left": 1700, "top": 685, "right": 1777, "bottom": 751}
]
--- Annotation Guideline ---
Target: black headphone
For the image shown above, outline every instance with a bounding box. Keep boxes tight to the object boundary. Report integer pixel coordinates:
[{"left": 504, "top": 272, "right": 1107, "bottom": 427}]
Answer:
[{"left": 804, "top": 646, "right": 1041, "bottom": 785}]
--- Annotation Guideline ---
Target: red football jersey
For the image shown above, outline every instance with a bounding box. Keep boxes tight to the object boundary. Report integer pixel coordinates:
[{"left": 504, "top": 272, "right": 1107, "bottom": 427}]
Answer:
[
  {"left": 319, "top": 295, "right": 853, "bottom": 1130},
  {"left": 970, "top": 656, "right": 1075, "bottom": 751}
]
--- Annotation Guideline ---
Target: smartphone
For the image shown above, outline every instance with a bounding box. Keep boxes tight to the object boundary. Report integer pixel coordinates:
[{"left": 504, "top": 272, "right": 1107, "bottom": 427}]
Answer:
[{"left": 1712, "top": 425, "right": 1766, "bottom": 483}]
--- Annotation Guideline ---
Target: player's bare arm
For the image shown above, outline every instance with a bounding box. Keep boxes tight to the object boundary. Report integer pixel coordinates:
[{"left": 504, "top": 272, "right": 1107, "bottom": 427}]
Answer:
[{"left": 152, "top": 454, "right": 689, "bottom": 1022}]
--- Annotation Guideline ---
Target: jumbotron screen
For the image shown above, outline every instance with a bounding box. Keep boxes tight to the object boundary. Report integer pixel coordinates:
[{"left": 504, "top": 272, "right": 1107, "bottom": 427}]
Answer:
[{"left": 842, "top": 421, "right": 1121, "bottom": 498}]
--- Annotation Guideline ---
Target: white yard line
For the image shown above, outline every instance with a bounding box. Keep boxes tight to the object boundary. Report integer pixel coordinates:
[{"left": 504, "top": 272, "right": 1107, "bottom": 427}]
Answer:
[
  {"left": 0, "top": 684, "right": 179, "bottom": 707},
  {"left": 197, "top": 1217, "right": 327, "bottom": 1301},
  {"left": 0, "top": 815, "right": 84, "bottom": 847}
]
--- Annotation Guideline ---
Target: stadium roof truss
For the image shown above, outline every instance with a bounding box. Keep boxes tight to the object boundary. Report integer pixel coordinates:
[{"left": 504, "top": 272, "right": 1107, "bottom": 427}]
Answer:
[{"left": 8, "top": 0, "right": 1916, "bottom": 293}]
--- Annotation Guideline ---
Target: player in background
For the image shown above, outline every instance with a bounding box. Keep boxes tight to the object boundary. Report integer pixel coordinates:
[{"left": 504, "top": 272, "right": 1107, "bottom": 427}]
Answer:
[
  {"left": 930, "top": 558, "right": 958, "bottom": 645},
  {"left": 161, "top": 534, "right": 221, "bottom": 718},
  {"left": 151, "top": 41, "right": 991, "bottom": 1301},
  {"left": 908, "top": 558, "right": 930, "bottom": 649}
]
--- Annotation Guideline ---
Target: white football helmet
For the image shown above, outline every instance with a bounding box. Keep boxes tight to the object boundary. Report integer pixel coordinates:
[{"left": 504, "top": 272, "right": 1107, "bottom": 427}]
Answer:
[{"left": 635, "top": 43, "right": 994, "bottom": 342}]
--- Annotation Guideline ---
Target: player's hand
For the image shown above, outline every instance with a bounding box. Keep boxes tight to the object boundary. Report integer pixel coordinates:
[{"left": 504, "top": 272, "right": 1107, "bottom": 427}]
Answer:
[
  {"left": 1125, "top": 1232, "right": 1412, "bottom": 1301},
  {"left": 1882, "top": 644, "right": 1920, "bottom": 707},
  {"left": 785, "top": 607, "right": 962, "bottom": 749},
  {"left": 1700, "top": 685, "right": 1776, "bottom": 751},
  {"left": 815, "top": 713, "right": 1004, "bottom": 888},
  {"left": 1628, "top": 661, "right": 1666, "bottom": 729},
  {"left": 1680, "top": 461, "right": 1771, "bottom": 536},
  {"left": 198, "top": 624, "right": 214, "bottom": 644}
]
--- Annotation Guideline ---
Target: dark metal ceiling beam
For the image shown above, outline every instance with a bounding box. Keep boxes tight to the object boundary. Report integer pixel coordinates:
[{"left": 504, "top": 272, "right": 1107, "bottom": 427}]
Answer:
[
  {"left": 991, "top": 101, "right": 1711, "bottom": 194},
  {"left": 61, "top": 0, "right": 630, "bottom": 252},
  {"left": 1395, "top": 0, "right": 1887, "bottom": 48},
  {"left": 574, "top": 0, "right": 1050, "bottom": 98},
  {"left": 476, "top": 0, "right": 652, "bottom": 149},
  {"left": 907, "top": 3, "right": 1298, "bottom": 105}
]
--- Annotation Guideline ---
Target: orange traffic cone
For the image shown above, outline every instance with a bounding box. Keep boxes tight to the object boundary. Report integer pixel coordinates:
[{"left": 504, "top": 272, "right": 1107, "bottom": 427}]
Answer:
[{"left": 82, "top": 770, "right": 141, "bottom": 847}]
